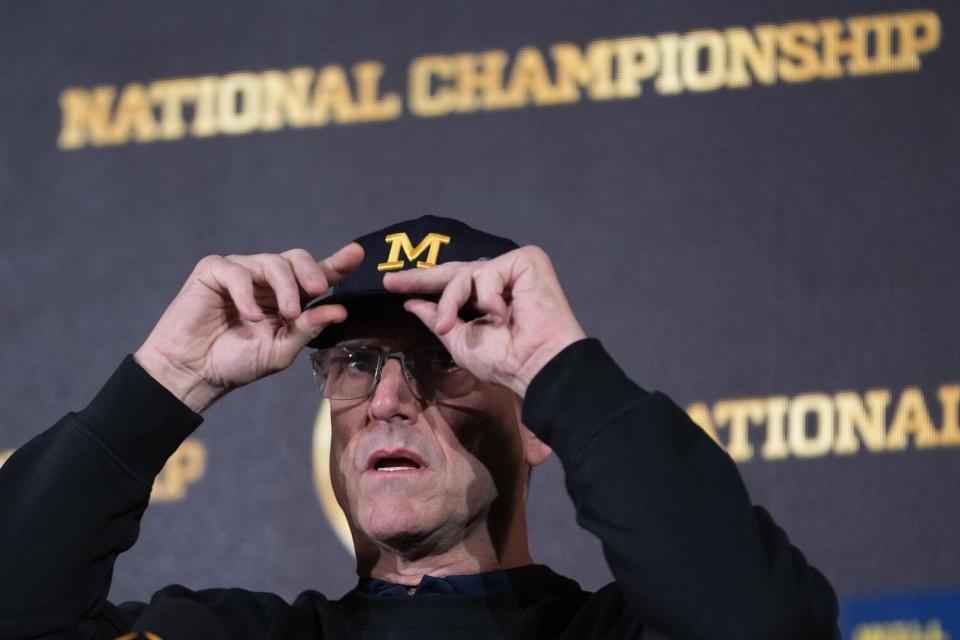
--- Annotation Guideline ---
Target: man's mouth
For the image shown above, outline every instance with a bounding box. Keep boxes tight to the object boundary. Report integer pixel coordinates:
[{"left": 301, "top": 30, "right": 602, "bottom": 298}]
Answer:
[
  {"left": 376, "top": 459, "right": 420, "bottom": 472},
  {"left": 367, "top": 449, "right": 427, "bottom": 473}
]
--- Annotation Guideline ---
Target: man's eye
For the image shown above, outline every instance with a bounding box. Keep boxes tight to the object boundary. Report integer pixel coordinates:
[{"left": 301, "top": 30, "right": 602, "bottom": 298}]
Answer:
[
  {"left": 338, "top": 353, "right": 377, "bottom": 373},
  {"left": 422, "top": 351, "right": 460, "bottom": 372}
]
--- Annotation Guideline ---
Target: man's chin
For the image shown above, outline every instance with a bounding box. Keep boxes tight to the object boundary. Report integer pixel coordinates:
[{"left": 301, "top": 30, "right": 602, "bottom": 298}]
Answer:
[
  {"left": 363, "top": 521, "right": 442, "bottom": 557},
  {"left": 358, "top": 506, "right": 447, "bottom": 557}
]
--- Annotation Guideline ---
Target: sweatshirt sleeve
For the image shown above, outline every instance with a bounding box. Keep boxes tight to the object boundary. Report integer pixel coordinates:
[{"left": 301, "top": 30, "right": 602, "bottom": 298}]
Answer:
[
  {"left": 0, "top": 355, "right": 202, "bottom": 639},
  {"left": 521, "top": 339, "right": 839, "bottom": 640}
]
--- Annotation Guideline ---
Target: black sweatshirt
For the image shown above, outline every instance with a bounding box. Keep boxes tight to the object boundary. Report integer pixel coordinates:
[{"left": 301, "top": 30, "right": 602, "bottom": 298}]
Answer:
[{"left": 0, "top": 339, "right": 839, "bottom": 639}]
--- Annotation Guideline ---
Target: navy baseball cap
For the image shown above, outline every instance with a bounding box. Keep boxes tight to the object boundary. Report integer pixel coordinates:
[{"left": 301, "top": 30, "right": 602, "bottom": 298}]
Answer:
[{"left": 305, "top": 215, "right": 519, "bottom": 347}]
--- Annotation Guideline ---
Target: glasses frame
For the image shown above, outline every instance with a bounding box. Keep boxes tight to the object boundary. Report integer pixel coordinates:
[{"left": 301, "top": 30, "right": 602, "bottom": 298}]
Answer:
[{"left": 310, "top": 345, "right": 461, "bottom": 401}]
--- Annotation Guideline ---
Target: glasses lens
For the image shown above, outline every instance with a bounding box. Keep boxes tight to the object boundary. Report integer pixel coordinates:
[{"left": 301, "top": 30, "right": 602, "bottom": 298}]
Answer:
[
  {"left": 406, "top": 346, "right": 476, "bottom": 399},
  {"left": 313, "top": 347, "right": 380, "bottom": 399}
]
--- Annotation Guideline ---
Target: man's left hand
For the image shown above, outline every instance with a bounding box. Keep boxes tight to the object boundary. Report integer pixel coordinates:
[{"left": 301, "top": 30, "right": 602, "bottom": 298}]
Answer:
[{"left": 382, "top": 245, "right": 586, "bottom": 397}]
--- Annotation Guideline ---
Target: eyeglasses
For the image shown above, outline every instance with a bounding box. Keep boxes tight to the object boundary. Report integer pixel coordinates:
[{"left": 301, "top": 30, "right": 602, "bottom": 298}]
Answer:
[{"left": 310, "top": 345, "right": 476, "bottom": 400}]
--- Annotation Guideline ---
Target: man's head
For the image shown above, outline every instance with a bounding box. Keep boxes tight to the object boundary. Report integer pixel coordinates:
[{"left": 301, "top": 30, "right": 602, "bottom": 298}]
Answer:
[{"left": 307, "top": 216, "right": 551, "bottom": 573}]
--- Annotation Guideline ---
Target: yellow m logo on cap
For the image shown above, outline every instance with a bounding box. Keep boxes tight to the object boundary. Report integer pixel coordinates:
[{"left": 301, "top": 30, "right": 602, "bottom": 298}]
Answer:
[{"left": 377, "top": 232, "right": 451, "bottom": 271}]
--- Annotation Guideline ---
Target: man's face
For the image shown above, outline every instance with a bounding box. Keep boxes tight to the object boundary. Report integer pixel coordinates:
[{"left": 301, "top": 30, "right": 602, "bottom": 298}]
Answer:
[{"left": 326, "top": 305, "right": 527, "bottom": 556}]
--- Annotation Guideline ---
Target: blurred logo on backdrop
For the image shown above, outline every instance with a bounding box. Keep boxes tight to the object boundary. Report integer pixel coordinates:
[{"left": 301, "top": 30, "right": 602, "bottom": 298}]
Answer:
[
  {"left": 312, "top": 399, "right": 354, "bottom": 553},
  {"left": 841, "top": 590, "right": 960, "bottom": 640}
]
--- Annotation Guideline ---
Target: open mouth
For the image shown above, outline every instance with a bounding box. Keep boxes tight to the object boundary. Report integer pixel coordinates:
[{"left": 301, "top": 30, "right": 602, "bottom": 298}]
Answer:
[
  {"left": 367, "top": 449, "right": 427, "bottom": 473},
  {"left": 375, "top": 458, "right": 421, "bottom": 472}
]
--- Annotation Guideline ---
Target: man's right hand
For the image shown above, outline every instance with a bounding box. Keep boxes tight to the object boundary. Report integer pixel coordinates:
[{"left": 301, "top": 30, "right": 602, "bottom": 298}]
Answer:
[{"left": 133, "top": 244, "right": 364, "bottom": 413}]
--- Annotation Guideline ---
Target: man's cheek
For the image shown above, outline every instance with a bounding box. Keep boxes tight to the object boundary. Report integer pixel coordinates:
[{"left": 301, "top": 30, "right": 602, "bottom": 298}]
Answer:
[
  {"left": 330, "top": 462, "right": 350, "bottom": 513},
  {"left": 328, "top": 440, "right": 356, "bottom": 512},
  {"left": 436, "top": 405, "right": 492, "bottom": 451}
]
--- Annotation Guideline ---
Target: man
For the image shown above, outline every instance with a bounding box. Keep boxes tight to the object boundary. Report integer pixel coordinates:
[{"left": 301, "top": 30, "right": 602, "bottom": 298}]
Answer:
[{"left": 0, "top": 215, "right": 838, "bottom": 639}]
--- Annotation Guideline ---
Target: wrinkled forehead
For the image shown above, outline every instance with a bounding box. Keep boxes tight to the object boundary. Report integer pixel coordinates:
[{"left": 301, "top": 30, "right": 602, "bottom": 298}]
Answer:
[{"left": 330, "top": 297, "right": 441, "bottom": 350}]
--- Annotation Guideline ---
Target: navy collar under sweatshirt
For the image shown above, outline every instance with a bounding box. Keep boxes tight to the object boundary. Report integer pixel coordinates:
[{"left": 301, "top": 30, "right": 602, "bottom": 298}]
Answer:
[{"left": 358, "top": 570, "right": 512, "bottom": 598}]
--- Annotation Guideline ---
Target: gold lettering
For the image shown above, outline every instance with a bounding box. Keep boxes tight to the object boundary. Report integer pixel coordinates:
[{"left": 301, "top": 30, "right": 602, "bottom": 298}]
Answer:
[
  {"left": 311, "top": 65, "right": 358, "bottom": 125},
  {"left": 760, "top": 396, "right": 790, "bottom": 460},
  {"left": 712, "top": 399, "right": 764, "bottom": 462},
  {"left": 151, "top": 438, "right": 207, "bottom": 502},
  {"left": 377, "top": 232, "right": 452, "bottom": 271},
  {"left": 613, "top": 37, "right": 659, "bottom": 98},
  {"left": 725, "top": 25, "right": 778, "bottom": 88},
  {"left": 260, "top": 67, "right": 315, "bottom": 131},
  {"left": 788, "top": 393, "right": 834, "bottom": 458},
  {"left": 57, "top": 10, "right": 945, "bottom": 150},
  {"left": 57, "top": 86, "right": 117, "bottom": 149},
  {"left": 891, "top": 10, "right": 942, "bottom": 73},
  {"left": 150, "top": 78, "right": 199, "bottom": 140},
  {"left": 681, "top": 30, "right": 726, "bottom": 92},
  {"left": 351, "top": 61, "right": 402, "bottom": 122},
  {"left": 502, "top": 46, "right": 563, "bottom": 108},
  {"left": 654, "top": 33, "right": 683, "bottom": 95},
  {"left": 190, "top": 76, "right": 219, "bottom": 137},
  {"left": 691, "top": 382, "right": 955, "bottom": 462},
  {"left": 408, "top": 54, "right": 455, "bottom": 117},
  {"left": 105, "top": 83, "right": 160, "bottom": 145},
  {"left": 452, "top": 50, "right": 510, "bottom": 113},
  {"left": 819, "top": 17, "right": 870, "bottom": 79},
  {"left": 834, "top": 389, "right": 891, "bottom": 454},
  {"left": 888, "top": 387, "right": 938, "bottom": 450},
  {"left": 778, "top": 22, "right": 821, "bottom": 84},
  {"left": 685, "top": 402, "right": 721, "bottom": 445},
  {"left": 853, "top": 618, "right": 949, "bottom": 640},
  {"left": 938, "top": 385, "right": 960, "bottom": 445},
  {"left": 820, "top": 14, "right": 915, "bottom": 78},
  {"left": 860, "top": 17, "right": 896, "bottom": 75},
  {"left": 551, "top": 40, "right": 616, "bottom": 101},
  {"left": 217, "top": 72, "right": 262, "bottom": 135}
]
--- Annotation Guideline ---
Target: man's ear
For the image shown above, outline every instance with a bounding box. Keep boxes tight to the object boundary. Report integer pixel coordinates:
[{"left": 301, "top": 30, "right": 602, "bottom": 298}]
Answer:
[{"left": 520, "top": 424, "right": 552, "bottom": 467}]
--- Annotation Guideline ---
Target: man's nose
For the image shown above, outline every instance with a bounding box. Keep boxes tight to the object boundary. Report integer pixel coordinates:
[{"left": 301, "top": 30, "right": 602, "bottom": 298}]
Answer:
[{"left": 368, "top": 358, "right": 419, "bottom": 421}]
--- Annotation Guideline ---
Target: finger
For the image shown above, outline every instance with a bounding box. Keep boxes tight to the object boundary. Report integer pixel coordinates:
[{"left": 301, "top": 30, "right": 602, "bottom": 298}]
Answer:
[
  {"left": 382, "top": 261, "right": 461, "bottom": 294},
  {"left": 228, "top": 255, "right": 302, "bottom": 320},
  {"left": 282, "top": 248, "right": 329, "bottom": 297},
  {"left": 472, "top": 268, "right": 508, "bottom": 324},
  {"left": 282, "top": 304, "right": 350, "bottom": 353},
  {"left": 320, "top": 242, "right": 365, "bottom": 287},
  {"left": 435, "top": 268, "right": 474, "bottom": 334},
  {"left": 205, "top": 258, "right": 264, "bottom": 321},
  {"left": 403, "top": 298, "right": 441, "bottom": 334}
]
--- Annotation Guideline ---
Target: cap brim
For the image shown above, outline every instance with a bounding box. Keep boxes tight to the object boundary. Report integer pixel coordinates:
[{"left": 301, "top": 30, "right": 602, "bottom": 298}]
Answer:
[
  {"left": 305, "top": 289, "right": 487, "bottom": 349},
  {"left": 305, "top": 292, "right": 438, "bottom": 349},
  {"left": 303, "top": 287, "right": 401, "bottom": 312}
]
